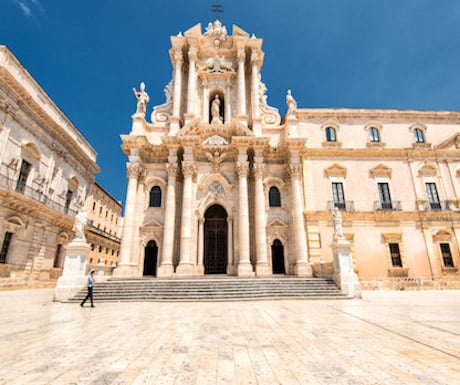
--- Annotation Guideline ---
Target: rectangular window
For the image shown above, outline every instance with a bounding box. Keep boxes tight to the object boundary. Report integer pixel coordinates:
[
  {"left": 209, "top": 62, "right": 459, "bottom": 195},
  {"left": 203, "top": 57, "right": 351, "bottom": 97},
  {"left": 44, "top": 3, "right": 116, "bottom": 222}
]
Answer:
[
  {"left": 426, "top": 183, "right": 441, "bottom": 210},
  {"left": 440, "top": 243, "right": 454, "bottom": 268},
  {"left": 0, "top": 232, "right": 13, "bottom": 264},
  {"left": 378, "top": 183, "right": 392, "bottom": 210},
  {"left": 332, "top": 182, "right": 345, "bottom": 210},
  {"left": 389, "top": 243, "right": 402, "bottom": 267},
  {"left": 16, "top": 160, "right": 32, "bottom": 193}
]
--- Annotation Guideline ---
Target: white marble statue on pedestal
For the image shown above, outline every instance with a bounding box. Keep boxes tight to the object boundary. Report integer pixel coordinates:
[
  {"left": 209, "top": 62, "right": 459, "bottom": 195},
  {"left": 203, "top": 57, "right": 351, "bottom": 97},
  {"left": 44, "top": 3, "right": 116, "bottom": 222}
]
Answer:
[
  {"left": 286, "top": 89, "right": 297, "bottom": 116},
  {"left": 332, "top": 207, "right": 344, "bottom": 240},
  {"left": 133, "top": 82, "right": 149, "bottom": 115},
  {"left": 211, "top": 94, "right": 223, "bottom": 124},
  {"left": 73, "top": 210, "right": 87, "bottom": 241}
]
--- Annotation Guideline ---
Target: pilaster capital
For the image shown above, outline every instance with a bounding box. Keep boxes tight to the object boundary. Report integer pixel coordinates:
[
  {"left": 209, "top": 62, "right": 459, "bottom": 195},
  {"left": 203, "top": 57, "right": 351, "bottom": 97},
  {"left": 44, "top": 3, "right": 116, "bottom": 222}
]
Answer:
[
  {"left": 174, "top": 49, "right": 184, "bottom": 65},
  {"left": 237, "top": 48, "right": 246, "bottom": 63},
  {"left": 236, "top": 161, "right": 249, "bottom": 178},
  {"left": 166, "top": 163, "right": 178, "bottom": 178},
  {"left": 127, "top": 163, "right": 144, "bottom": 179},
  {"left": 188, "top": 45, "right": 198, "bottom": 62},
  {"left": 182, "top": 161, "right": 196, "bottom": 177},
  {"left": 253, "top": 163, "right": 265, "bottom": 178},
  {"left": 251, "top": 50, "right": 259, "bottom": 66},
  {"left": 288, "top": 164, "right": 302, "bottom": 179}
]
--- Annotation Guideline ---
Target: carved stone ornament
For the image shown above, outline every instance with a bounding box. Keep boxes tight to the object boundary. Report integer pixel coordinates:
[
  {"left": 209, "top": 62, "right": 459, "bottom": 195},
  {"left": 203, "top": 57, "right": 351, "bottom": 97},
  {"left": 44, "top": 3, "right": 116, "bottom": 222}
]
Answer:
[
  {"left": 203, "top": 134, "right": 229, "bottom": 146},
  {"left": 236, "top": 161, "right": 249, "bottom": 178},
  {"left": 151, "top": 79, "right": 173, "bottom": 124},
  {"left": 203, "top": 56, "right": 234, "bottom": 73},
  {"left": 204, "top": 20, "right": 228, "bottom": 48},
  {"left": 127, "top": 163, "right": 144, "bottom": 179},
  {"left": 208, "top": 181, "right": 224, "bottom": 194},
  {"left": 206, "top": 150, "right": 227, "bottom": 172},
  {"left": 253, "top": 163, "right": 265, "bottom": 178},
  {"left": 286, "top": 89, "right": 297, "bottom": 117},
  {"left": 258, "top": 74, "right": 281, "bottom": 125},
  {"left": 182, "top": 161, "right": 196, "bottom": 177},
  {"left": 288, "top": 164, "right": 302, "bottom": 179},
  {"left": 166, "top": 163, "right": 178, "bottom": 178}
]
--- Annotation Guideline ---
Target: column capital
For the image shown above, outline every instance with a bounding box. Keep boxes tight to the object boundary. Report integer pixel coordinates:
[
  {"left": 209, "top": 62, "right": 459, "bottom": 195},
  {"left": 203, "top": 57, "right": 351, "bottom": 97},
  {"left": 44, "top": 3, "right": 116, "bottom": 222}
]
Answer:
[
  {"left": 127, "top": 163, "right": 143, "bottom": 179},
  {"left": 253, "top": 163, "right": 265, "bottom": 178},
  {"left": 182, "top": 161, "right": 196, "bottom": 177},
  {"left": 166, "top": 163, "right": 178, "bottom": 178},
  {"left": 251, "top": 49, "right": 259, "bottom": 65},
  {"left": 288, "top": 163, "right": 302, "bottom": 179},
  {"left": 237, "top": 47, "right": 246, "bottom": 62},
  {"left": 236, "top": 161, "right": 249, "bottom": 178},
  {"left": 188, "top": 45, "right": 198, "bottom": 61},
  {"left": 174, "top": 49, "right": 184, "bottom": 65}
]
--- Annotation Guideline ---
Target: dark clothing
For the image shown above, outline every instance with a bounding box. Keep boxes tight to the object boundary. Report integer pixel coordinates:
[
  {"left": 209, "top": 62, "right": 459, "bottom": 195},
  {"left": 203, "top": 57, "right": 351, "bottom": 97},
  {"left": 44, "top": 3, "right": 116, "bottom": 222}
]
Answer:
[{"left": 80, "top": 273, "right": 95, "bottom": 307}]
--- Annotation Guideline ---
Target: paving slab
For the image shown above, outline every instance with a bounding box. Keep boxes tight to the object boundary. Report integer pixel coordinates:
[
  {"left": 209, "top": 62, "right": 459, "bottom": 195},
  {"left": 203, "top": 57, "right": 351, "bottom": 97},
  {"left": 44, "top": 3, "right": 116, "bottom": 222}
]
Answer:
[{"left": 0, "top": 289, "right": 458, "bottom": 384}]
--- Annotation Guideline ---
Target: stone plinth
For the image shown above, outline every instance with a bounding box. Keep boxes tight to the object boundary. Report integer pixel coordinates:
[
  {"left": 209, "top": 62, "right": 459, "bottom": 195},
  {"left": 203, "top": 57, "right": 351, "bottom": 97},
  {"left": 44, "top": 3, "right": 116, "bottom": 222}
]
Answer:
[
  {"left": 54, "top": 239, "right": 90, "bottom": 302},
  {"left": 331, "top": 237, "right": 362, "bottom": 298},
  {"left": 294, "top": 261, "right": 313, "bottom": 277},
  {"left": 255, "top": 262, "right": 271, "bottom": 277},
  {"left": 157, "top": 263, "right": 175, "bottom": 278},
  {"left": 112, "top": 263, "right": 138, "bottom": 278}
]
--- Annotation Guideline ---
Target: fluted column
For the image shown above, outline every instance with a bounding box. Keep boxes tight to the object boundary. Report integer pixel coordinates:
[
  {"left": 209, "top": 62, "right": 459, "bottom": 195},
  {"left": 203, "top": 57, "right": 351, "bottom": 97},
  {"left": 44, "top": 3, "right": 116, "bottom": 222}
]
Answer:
[
  {"left": 187, "top": 45, "right": 197, "bottom": 115},
  {"left": 177, "top": 161, "right": 196, "bottom": 276},
  {"left": 158, "top": 162, "right": 178, "bottom": 277},
  {"left": 289, "top": 163, "right": 312, "bottom": 277},
  {"left": 236, "top": 159, "right": 253, "bottom": 276},
  {"left": 254, "top": 162, "right": 270, "bottom": 276},
  {"left": 237, "top": 48, "right": 247, "bottom": 116},
  {"left": 114, "top": 162, "right": 143, "bottom": 277},
  {"left": 170, "top": 48, "right": 183, "bottom": 135},
  {"left": 251, "top": 49, "right": 260, "bottom": 119}
]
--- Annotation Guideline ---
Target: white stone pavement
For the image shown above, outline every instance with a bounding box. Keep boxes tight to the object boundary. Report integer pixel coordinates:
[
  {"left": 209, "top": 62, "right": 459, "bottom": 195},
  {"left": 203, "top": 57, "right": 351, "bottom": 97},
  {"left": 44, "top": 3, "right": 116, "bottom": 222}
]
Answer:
[{"left": 0, "top": 289, "right": 458, "bottom": 385}]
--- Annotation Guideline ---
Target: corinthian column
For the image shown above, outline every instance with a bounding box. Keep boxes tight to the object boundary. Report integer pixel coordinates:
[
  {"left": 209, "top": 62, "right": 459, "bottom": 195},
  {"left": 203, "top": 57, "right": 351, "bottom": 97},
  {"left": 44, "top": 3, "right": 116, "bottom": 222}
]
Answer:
[
  {"left": 237, "top": 48, "right": 247, "bottom": 116},
  {"left": 114, "top": 162, "right": 143, "bottom": 277},
  {"left": 289, "top": 163, "right": 312, "bottom": 277},
  {"left": 187, "top": 45, "right": 197, "bottom": 116},
  {"left": 176, "top": 161, "right": 196, "bottom": 276},
  {"left": 254, "top": 162, "right": 270, "bottom": 276},
  {"left": 157, "top": 162, "right": 178, "bottom": 277},
  {"left": 170, "top": 48, "right": 183, "bottom": 135},
  {"left": 236, "top": 159, "right": 253, "bottom": 276},
  {"left": 251, "top": 49, "right": 260, "bottom": 119}
]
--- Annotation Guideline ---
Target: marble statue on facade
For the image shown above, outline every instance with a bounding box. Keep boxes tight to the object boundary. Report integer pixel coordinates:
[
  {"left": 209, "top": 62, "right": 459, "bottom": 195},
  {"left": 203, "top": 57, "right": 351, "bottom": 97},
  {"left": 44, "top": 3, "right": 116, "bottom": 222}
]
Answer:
[
  {"left": 211, "top": 94, "right": 223, "bottom": 124},
  {"left": 286, "top": 89, "right": 297, "bottom": 117},
  {"left": 133, "top": 82, "right": 149, "bottom": 115},
  {"left": 332, "top": 207, "right": 344, "bottom": 239},
  {"left": 73, "top": 210, "right": 87, "bottom": 241}
]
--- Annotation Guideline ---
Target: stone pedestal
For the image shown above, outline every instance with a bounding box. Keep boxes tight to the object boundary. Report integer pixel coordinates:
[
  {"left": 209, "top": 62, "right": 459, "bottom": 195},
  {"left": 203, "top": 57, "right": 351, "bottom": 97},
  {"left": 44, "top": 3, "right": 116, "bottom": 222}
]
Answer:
[
  {"left": 255, "top": 262, "right": 271, "bottom": 277},
  {"left": 294, "top": 261, "right": 313, "bottom": 277},
  {"left": 331, "top": 238, "right": 362, "bottom": 298},
  {"left": 131, "top": 114, "right": 145, "bottom": 134},
  {"left": 112, "top": 263, "right": 137, "bottom": 278},
  {"left": 237, "top": 262, "right": 254, "bottom": 277},
  {"left": 175, "top": 263, "right": 194, "bottom": 277},
  {"left": 157, "top": 263, "right": 175, "bottom": 278},
  {"left": 54, "top": 239, "right": 90, "bottom": 302}
]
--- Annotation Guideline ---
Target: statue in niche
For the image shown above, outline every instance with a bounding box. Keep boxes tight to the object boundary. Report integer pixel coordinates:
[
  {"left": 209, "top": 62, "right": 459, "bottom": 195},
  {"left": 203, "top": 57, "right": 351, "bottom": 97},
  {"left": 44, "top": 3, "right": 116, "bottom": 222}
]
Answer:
[
  {"left": 286, "top": 89, "right": 297, "bottom": 117},
  {"left": 332, "top": 207, "right": 344, "bottom": 240},
  {"left": 133, "top": 82, "right": 149, "bottom": 115},
  {"left": 211, "top": 94, "right": 223, "bottom": 124}
]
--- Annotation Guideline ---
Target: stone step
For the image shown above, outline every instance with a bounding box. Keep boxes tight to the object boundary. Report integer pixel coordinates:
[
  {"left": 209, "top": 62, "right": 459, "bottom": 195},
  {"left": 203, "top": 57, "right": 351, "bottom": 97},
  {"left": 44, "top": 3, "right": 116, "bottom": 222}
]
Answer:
[{"left": 69, "top": 277, "right": 348, "bottom": 302}]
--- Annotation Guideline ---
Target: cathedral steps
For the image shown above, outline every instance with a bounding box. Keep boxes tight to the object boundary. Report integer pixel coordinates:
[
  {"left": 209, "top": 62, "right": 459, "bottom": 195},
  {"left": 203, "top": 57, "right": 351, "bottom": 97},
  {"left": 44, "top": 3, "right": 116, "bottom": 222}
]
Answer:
[{"left": 69, "top": 277, "right": 349, "bottom": 302}]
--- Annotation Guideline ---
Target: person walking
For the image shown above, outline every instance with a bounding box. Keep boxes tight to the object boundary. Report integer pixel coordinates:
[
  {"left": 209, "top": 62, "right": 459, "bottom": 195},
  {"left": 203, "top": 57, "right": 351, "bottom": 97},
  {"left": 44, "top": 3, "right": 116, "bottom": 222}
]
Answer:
[{"left": 80, "top": 270, "right": 96, "bottom": 308}]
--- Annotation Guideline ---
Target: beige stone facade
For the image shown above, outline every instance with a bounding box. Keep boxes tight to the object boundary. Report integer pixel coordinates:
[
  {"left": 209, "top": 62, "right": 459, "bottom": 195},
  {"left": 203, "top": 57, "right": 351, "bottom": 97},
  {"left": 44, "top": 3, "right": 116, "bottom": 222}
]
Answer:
[
  {"left": 86, "top": 182, "right": 122, "bottom": 271},
  {"left": 0, "top": 46, "right": 99, "bottom": 289},
  {"left": 115, "top": 21, "right": 460, "bottom": 288}
]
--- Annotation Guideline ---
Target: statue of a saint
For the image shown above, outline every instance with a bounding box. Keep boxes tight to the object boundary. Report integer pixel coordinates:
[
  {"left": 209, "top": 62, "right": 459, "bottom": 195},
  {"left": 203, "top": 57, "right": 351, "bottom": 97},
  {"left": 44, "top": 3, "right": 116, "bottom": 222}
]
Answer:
[
  {"left": 133, "top": 82, "right": 150, "bottom": 115},
  {"left": 332, "top": 207, "right": 344, "bottom": 239},
  {"left": 286, "top": 89, "right": 297, "bottom": 117},
  {"left": 74, "top": 210, "right": 87, "bottom": 241},
  {"left": 211, "top": 94, "right": 223, "bottom": 124}
]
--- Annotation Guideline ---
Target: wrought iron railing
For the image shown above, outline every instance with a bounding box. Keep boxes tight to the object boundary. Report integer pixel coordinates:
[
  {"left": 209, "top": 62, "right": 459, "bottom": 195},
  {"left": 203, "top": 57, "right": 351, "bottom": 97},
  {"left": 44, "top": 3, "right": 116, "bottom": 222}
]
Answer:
[
  {"left": 87, "top": 223, "right": 121, "bottom": 243},
  {"left": 374, "top": 200, "right": 402, "bottom": 211},
  {"left": 0, "top": 173, "right": 77, "bottom": 217},
  {"left": 326, "top": 200, "right": 355, "bottom": 211}
]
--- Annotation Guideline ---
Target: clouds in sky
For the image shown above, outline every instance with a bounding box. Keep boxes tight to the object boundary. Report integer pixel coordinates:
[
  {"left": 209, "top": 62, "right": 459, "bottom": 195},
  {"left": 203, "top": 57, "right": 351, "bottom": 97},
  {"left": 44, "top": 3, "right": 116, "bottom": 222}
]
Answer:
[{"left": 13, "top": 0, "right": 43, "bottom": 19}]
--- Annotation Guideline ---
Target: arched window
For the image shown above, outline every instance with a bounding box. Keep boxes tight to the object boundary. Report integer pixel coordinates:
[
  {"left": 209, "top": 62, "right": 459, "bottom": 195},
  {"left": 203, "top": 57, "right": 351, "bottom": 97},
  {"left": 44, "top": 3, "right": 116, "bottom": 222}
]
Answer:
[
  {"left": 269, "top": 186, "right": 281, "bottom": 207},
  {"left": 325, "top": 127, "right": 336, "bottom": 142},
  {"left": 368, "top": 127, "right": 380, "bottom": 142},
  {"left": 413, "top": 128, "right": 425, "bottom": 143},
  {"left": 149, "top": 186, "right": 162, "bottom": 207}
]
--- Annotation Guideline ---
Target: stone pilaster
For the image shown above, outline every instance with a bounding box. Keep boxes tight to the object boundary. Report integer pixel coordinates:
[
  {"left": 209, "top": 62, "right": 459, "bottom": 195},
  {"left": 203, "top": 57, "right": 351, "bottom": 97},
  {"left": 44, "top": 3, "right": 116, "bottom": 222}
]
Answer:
[
  {"left": 236, "top": 160, "right": 253, "bottom": 277},
  {"left": 158, "top": 162, "right": 178, "bottom": 278},
  {"left": 237, "top": 47, "right": 247, "bottom": 117},
  {"left": 196, "top": 217, "right": 204, "bottom": 275},
  {"left": 113, "top": 162, "right": 143, "bottom": 277},
  {"left": 170, "top": 48, "right": 183, "bottom": 135},
  {"left": 187, "top": 44, "right": 197, "bottom": 116},
  {"left": 251, "top": 49, "right": 260, "bottom": 120},
  {"left": 288, "top": 163, "right": 312, "bottom": 277},
  {"left": 176, "top": 160, "right": 196, "bottom": 276},
  {"left": 253, "top": 162, "right": 270, "bottom": 276}
]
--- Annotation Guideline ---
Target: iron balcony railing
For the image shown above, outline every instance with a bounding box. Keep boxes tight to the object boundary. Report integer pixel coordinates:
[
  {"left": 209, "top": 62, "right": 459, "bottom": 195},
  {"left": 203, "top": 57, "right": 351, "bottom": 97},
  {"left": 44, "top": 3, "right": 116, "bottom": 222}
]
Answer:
[
  {"left": 421, "top": 200, "right": 453, "bottom": 211},
  {"left": 87, "top": 222, "right": 121, "bottom": 243},
  {"left": 0, "top": 173, "right": 77, "bottom": 217},
  {"left": 326, "top": 200, "right": 355, "bottom": 211},
  {"left": 374, "top": 200, "right": 402, "bottom": 211}
]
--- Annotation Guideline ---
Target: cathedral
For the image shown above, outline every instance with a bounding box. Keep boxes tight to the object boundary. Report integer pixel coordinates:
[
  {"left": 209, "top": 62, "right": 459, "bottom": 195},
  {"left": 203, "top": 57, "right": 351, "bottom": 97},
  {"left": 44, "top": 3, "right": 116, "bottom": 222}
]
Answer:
[{"left": 114, "top": 20, "right": 460, "bottom": 289}]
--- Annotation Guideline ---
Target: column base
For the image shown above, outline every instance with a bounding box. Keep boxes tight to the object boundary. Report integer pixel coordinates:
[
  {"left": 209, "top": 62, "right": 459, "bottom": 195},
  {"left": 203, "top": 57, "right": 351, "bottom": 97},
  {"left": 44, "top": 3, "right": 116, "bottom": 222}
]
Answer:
[
  {"left": 255, "top": 262, "right": 271, "bottom": 277},
  {"left": 196, "top": 264, "right": 204, "bottom": 275},
  {"left": 237, "top": 262, "right": 254, "bottom": 277},
  {"left": 294, "top": 262, "right": 313, "bottom": 277},
  {"left": 112, "top": 263, "right": 138, "bottom": 278},
  {"left": 175, "top": 263, "right": 194, "bottom": 277},
  {"left": 157, "top": 264, "right": 174, "bottom": 278}
]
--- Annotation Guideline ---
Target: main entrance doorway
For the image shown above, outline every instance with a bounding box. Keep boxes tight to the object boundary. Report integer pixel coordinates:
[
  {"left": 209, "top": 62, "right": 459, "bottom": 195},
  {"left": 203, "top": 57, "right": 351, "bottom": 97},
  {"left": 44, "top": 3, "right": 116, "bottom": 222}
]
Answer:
[
  {"left": 271, "top": 239, "right": 285, "bottom": 274},
  {"left": 143, "top": 240, "right": 158, "bottom": 276},
  {"left": 204, "top": 205, "right": 228, "bottom": 274}
]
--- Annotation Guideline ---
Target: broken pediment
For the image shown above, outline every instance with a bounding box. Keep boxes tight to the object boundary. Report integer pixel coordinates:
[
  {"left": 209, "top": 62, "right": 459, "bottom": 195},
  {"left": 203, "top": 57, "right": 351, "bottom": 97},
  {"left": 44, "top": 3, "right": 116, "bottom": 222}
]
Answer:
[
  {"left": 418, "top": 162, "right": 438, "bottom": 177},
  {"left": 436, "top": 133, "right": 460, "bottom": 150},
  {"left": 267, "top": 219, "right": 288, "bottom": 227},
  {"left": 203, "top": 134, "right": 229, "bottom": 146},
  {"left": 324, "top": 163, "right": 347, "bottom": 178}
]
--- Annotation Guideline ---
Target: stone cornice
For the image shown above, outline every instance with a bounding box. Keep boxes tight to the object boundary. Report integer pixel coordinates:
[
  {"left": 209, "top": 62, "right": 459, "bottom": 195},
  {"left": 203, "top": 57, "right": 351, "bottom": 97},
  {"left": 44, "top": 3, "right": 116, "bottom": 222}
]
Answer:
[
  {"left": 303, "top": 148, "right": 460, "bottom": 160},
  {"left": 296, "top": 108, "right": 460, "bottom": 122}
]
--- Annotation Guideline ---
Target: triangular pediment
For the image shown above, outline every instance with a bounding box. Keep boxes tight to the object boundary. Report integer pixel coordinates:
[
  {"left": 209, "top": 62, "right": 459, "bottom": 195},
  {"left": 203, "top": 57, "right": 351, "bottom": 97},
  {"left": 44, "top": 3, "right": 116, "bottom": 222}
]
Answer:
[
  {"left": 268, "top": 219, "right": 288, "bottom": 227},
  {"left": 418, "top": 162, "right": 438, "bottom": 177},
  {"left": 142, "top": 218, "right": 163, "bottom": 228},
  {"left": 324, "top": 163, "right": 347, "bottom": 178},
  {"left": 436, "top": 133, "right": 460, "bottom": 149},
  {"left": 184, "top": 23, "right": 201, "bottom": 37},
  {"left": 232, "top": 25, "right": 249, "bottom": 37},
  {"left": 369, "top": 164, "right": 392, "bottom": 178},
  {"left": 203, "top": 134, "right": 229, "bottom": 146}
]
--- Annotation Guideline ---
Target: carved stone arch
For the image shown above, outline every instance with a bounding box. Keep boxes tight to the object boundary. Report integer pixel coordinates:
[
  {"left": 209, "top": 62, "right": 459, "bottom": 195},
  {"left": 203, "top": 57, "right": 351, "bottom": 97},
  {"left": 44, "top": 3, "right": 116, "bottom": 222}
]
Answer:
[
  {"left": 4, "top": 215, "right": 25, "bottom": 232},
  {"left": 145, "top": 176, "right": 167, "bottom": 192},
  {"left": 198, "top": 174, "right": 233, "bottom": 194},
  {"left": 324, "top": 163, "right": 347, "bottom": 178},
  {"left": 418, "top": 161, "right": 438, "bottom": 177},
  {"left": 263, "top": 177, "right": 285, "bottom": 192},
  {"left": 196, "top": 194, "right": 233, "bottom": 220},
  {"left": 140, "top": 233, "right": 162, "bottom": 248},
  {"left": 409, "top": 122, "right": 427, "bottom": 133},
  {"left": 369, "top": 164, "right": 392, "bottom": 178},
  {"left": 364, "top": 121, "right": 383, "bottom": 132},
  {"left": 320, "top": 119, "right": 340, "bottom": 135}
]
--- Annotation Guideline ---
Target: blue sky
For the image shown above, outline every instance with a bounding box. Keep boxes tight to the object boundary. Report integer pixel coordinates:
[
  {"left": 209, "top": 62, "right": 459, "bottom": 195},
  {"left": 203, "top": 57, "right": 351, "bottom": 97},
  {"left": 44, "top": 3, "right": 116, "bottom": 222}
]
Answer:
[{"left": 2, "top": 0, "right": 460, "bottom": 208}]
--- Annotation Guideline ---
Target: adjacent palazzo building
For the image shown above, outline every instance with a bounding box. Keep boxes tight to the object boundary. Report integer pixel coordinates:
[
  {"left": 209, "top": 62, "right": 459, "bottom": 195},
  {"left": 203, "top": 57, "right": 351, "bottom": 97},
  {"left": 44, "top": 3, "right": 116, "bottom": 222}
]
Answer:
[
  {"left": 0, "top": 46, "right": 100, "bottom": 288},
  {"left": 115, "top": 20, "right": 460, "bottom": 288}
]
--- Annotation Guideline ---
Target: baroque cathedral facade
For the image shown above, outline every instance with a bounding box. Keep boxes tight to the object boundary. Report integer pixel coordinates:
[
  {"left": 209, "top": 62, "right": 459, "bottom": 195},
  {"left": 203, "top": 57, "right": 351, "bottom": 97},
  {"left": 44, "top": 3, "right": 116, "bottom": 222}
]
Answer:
[{"left": 114, "top": 20, "right": 460, "bottom": 289}]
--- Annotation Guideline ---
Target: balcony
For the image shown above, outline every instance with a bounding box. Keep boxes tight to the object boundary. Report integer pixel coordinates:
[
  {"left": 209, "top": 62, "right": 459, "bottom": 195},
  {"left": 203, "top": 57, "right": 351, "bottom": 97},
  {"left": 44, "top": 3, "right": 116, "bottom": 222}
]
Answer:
[
  {"left": 418, "top": 200, "right": 454, "bottom": 211},
  {"left": 0, "top": 173, "right": 77, "bottom": 217},
  {"left": 374, "top": 201, "right": 402, "bottom": 211},
  {"left": 87, "top": 222, "right": 121, "bottom": 243},
  {"left": 327, "top": 200, "right": 355, "bottom": 211}
]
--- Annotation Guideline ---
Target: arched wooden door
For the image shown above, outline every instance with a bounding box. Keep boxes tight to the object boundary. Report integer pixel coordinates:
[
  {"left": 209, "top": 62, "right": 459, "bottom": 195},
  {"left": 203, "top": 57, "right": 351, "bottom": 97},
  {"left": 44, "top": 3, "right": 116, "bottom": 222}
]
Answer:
[{"left": 204, "top": 205, "right": 228, "bottom": 274}]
